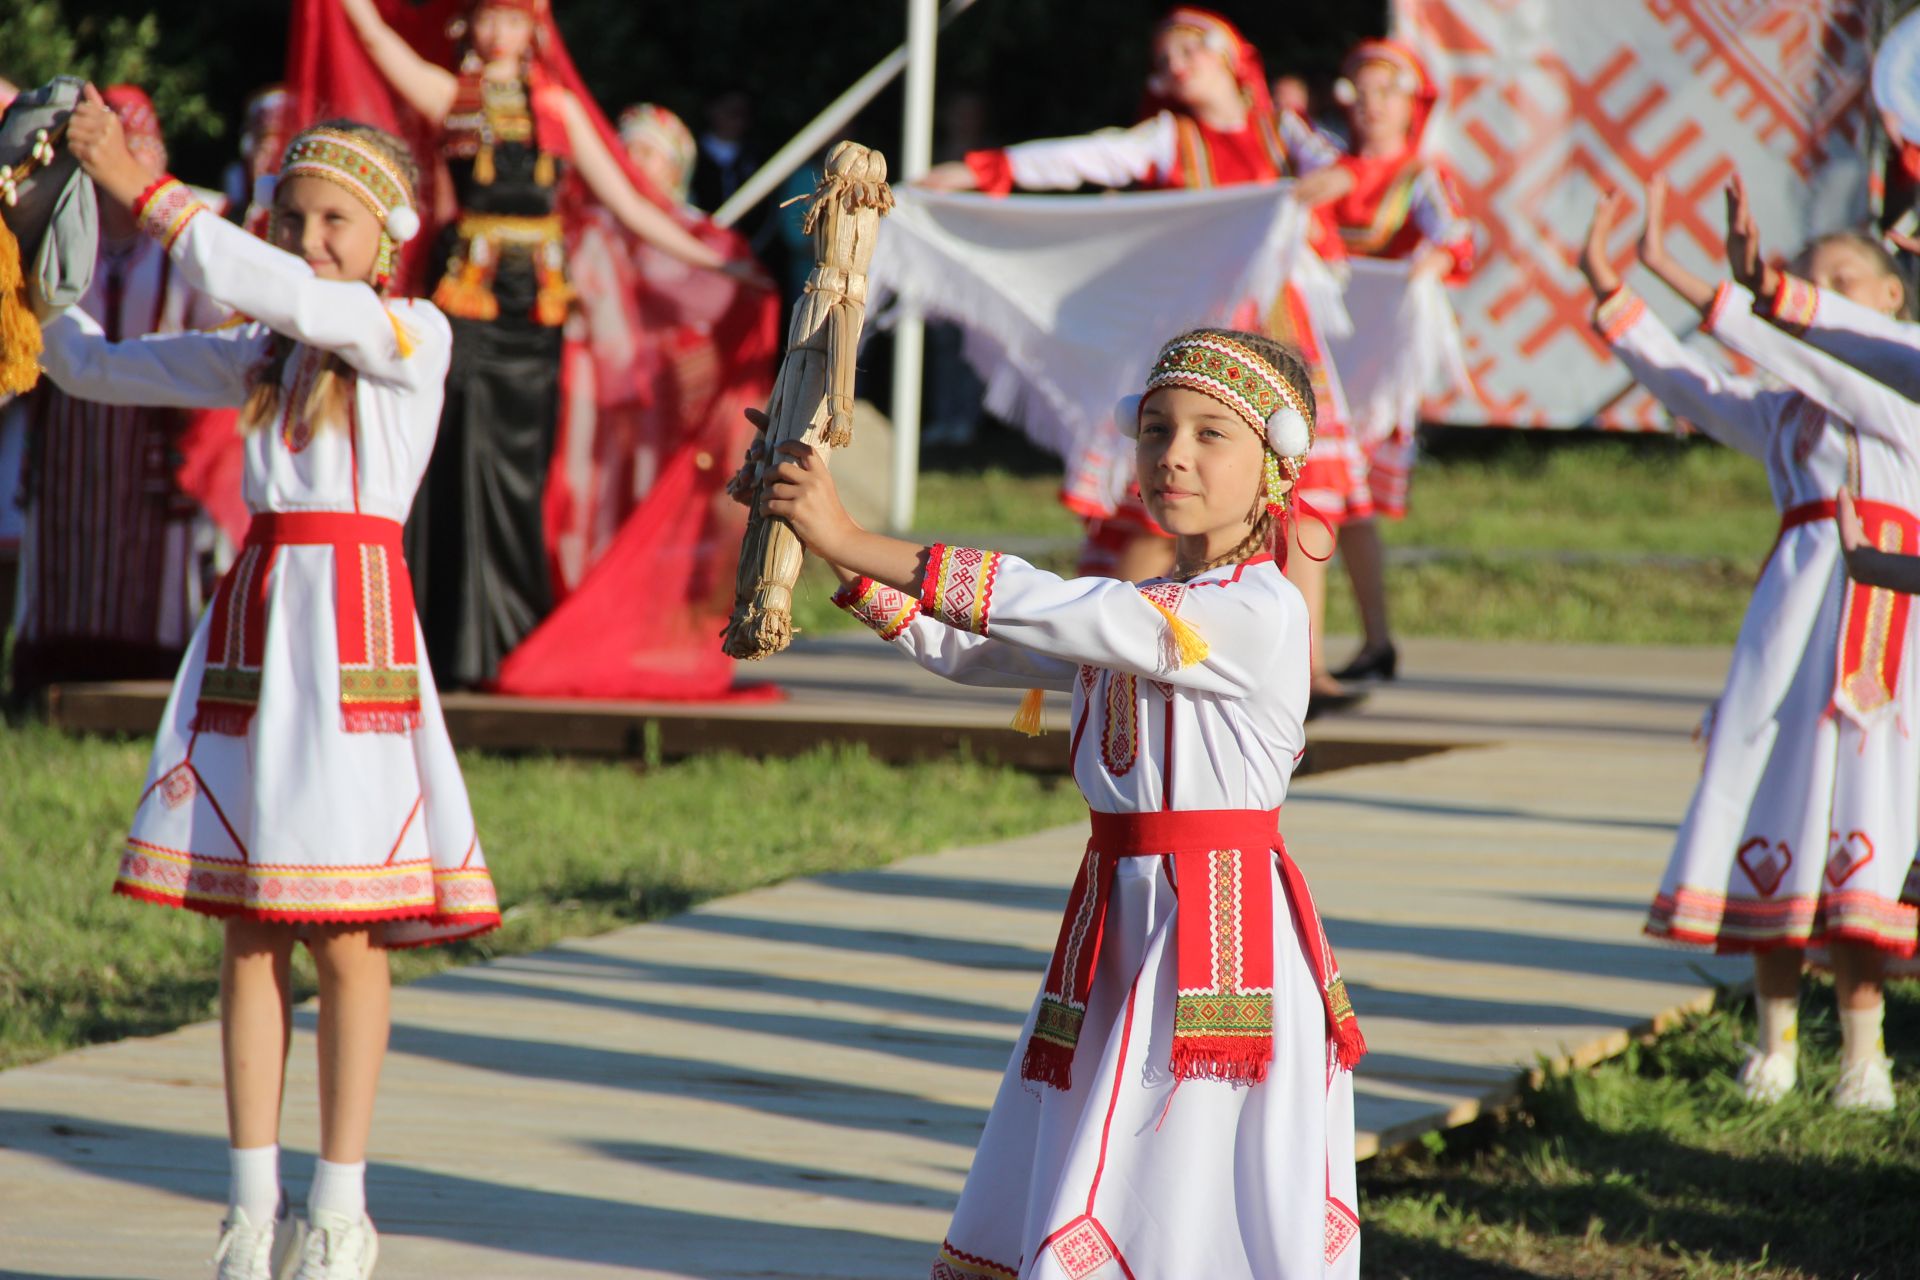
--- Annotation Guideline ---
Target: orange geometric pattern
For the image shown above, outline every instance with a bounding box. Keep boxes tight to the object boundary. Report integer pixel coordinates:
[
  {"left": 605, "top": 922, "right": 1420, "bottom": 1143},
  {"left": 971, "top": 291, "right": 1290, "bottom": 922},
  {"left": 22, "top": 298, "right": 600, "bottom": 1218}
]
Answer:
[{"left": 1398, "top": 0, "right": 1874, "bottom": 428}]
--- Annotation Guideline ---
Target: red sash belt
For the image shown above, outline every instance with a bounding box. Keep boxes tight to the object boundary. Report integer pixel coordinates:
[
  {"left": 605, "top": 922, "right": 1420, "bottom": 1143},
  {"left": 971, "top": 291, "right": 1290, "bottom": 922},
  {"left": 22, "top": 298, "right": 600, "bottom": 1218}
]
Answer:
[
  {"left": 193, "top": 512, "right": 422, "bottom": 737},
  {"left": 1776, "top": 499, "right": 1920, "bottom": 722},
  {"left": 1022, "top": 807, "right": 1365, "bottom": 1092}
]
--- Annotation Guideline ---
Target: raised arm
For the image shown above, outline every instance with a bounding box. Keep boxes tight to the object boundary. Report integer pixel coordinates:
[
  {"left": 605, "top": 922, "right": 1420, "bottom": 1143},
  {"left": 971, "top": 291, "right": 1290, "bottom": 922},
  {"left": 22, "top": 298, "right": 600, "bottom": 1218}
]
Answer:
[
  {"left": 341, "top": 0, "right": 459, "bottom": 123},
  {"left": 552, "top": 89, "right": 728, "bottom": 272},
  {"left": 132, "top": 181, "right": 451, "bottom": 390},
  {"left": 834, "top": 577, "right": 1079, "bottom": 692},
  {"left": 1408, "top": 165, "right": 1475, "bottom": 282},
  {"left": 38, "top": 308, "right": 259, "bottom": 409},
  {"left": 1753, "top": 274, "right": 1920, "bottom": 402}
]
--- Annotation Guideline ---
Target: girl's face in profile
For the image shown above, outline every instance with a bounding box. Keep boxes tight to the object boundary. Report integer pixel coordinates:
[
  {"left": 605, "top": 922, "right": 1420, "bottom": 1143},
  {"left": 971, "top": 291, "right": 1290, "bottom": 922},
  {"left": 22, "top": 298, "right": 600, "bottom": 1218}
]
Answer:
[
  {"left": 1802, "top": 239, "right": 1906, "bottom": 320},
  {"left": 1150, "top": 27, "right": 1242, "bottom": 115}
]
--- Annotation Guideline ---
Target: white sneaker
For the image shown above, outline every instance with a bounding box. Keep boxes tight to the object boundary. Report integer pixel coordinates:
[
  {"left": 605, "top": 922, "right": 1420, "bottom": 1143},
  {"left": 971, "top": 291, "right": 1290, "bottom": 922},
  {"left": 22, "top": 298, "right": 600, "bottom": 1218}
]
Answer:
[
  {"left": 293, "top": 1210, "right": 378, "bottom": 1280},
  {"left": 1737, "top": 1047, "right": 1798, "bottom": 1104},
  {"left": 1832, "top": 1055, "right": 1896, "bottom": 1113},
  {"left": 213, "top": 1201, "right": 303, "bottom": 1280}
]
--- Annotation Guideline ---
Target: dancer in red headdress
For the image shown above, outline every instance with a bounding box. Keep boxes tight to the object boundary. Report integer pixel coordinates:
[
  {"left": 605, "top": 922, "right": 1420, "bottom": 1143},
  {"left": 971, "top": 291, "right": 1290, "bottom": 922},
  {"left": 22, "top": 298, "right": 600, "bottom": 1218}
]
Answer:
[
  {"left": 1293, "top": 38, "right": 1476, "bottom": 683},
  {"left": 923, "top": 6, "right": 1370, "bottom": 712},
  {"left": 9, "top": 85, "right": 232, "bottom": 699},
  {"left": 324, "top": 0, "right": 773, "bottom": 692}
]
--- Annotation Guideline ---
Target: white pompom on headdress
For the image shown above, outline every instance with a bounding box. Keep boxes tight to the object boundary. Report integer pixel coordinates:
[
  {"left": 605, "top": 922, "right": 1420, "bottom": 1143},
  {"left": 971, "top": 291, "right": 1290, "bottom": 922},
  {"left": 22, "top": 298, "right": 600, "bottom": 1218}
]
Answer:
[{"left": 1115, "top": 334, "right": 1315, "bottom": 461}]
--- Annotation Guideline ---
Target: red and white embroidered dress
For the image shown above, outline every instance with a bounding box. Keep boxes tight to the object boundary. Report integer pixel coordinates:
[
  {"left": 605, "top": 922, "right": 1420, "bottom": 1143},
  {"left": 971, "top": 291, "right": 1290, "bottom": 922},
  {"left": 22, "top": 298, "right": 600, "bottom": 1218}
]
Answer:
[
  {"left": 38, "top": 182, "right": 499, "bottom": 948},
  {"left": 966, "top": 110, "right": 1372, "bottom": 530},
  {"left": 838, "top": 550, "right": 1360, "bottom": 1280},
  {"left": 1600, "top": 281, "right": 1920, "bottom": 956}
]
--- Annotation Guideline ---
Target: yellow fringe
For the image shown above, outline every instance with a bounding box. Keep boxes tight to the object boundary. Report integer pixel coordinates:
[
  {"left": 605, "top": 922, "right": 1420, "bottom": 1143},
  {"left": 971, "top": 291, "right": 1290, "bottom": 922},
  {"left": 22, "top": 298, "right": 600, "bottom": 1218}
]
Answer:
[
  {"left": 474, "top": 143, "right": 496, "bottom": 186},
  {"left": 534, "top": 149, "right": 556, "bottom": 188},
  {"left": 0, "top": 212, "right": 42, "bottom": 396},
  {"left": 1146, "top": 598, "right": 1209, "bottom": 668},
  {"left": 1010, "top": 688, "right": 1046, "bottom": 737},
  {"left": 385, "top": 307, "right": 416, "bottom": 358}
]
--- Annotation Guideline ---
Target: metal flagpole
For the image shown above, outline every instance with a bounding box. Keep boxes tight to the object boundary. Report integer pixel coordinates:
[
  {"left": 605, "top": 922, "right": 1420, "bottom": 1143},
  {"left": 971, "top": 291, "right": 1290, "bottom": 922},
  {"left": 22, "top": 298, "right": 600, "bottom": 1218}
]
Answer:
[{"left": 887, "top": 0, "right": 938, "bottom": 532}]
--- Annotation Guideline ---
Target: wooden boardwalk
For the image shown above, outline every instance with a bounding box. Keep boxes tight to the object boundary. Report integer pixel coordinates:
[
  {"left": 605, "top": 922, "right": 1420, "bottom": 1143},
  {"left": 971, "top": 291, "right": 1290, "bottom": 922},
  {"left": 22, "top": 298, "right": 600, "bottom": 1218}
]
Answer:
[{"left": 0, "top": 638, "right": 1744, "bottom": 1278}]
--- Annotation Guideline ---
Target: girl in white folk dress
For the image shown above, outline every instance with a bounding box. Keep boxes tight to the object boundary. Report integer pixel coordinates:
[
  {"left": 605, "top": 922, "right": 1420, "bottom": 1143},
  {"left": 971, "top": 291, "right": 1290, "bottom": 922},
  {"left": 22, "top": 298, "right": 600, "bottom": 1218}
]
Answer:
[
  {"left": 756, "top": 327, "right": 1365, "bottom": 1279},
  {"left": 1581, "top": 177, "right": 1920, "bottom": 1113},
  {"left": 50, "top": 90, "right": 500, "bottom": 1280}
]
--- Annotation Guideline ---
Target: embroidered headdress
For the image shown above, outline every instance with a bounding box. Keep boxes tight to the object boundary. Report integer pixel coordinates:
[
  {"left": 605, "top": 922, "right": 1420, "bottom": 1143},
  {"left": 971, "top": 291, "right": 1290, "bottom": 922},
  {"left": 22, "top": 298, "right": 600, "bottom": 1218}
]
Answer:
[
  {"left": 260, "top": 126, "right": 420, "bottom": 288},
  {"left": 1144, "top": 6, "right": 1275, "bottom": 119},
  {"left": 617, "top": 103, "right": 697, "bottom": 205},
  {"left": 1333, "top": 38, "right": 1439, "bottom": 149},
  {"left": 1114, "top": 332, "right": 1314, "bottom": 517}
]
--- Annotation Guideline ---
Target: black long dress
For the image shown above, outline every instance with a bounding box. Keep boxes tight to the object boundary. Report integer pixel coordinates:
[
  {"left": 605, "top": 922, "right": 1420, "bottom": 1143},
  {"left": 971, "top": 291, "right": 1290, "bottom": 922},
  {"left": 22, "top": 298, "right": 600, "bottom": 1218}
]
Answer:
[{"left": 408, "top": 79, "right": 568, "bottom": 689}]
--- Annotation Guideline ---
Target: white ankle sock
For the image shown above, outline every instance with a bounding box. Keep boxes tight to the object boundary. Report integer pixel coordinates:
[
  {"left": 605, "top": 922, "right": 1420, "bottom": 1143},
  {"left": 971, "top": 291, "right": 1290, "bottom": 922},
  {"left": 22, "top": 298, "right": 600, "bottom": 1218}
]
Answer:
[
  {"left": 309, "top": 1158, "right": 367, "bottom": 1221},
  {"left": 1757, "top": 995, "right": 1799, "bottom": 1058},
  {"left": 227, "top": 1144, "right": 280, "bottom": 1225},
  {"left": 1839, "top": 1000, "right": 1886, "bottom": 1065}
]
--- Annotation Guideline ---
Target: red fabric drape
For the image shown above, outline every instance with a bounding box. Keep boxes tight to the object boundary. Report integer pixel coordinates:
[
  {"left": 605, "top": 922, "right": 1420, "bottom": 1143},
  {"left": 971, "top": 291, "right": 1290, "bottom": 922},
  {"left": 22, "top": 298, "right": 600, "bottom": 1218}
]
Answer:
[{"left": 284, "top": 0, "right": 778, "bottom": 700}]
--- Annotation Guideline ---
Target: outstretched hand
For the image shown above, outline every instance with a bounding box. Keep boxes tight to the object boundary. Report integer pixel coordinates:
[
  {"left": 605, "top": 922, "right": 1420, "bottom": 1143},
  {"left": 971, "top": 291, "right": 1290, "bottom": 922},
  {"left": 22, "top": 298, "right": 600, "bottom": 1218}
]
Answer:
[
  {"left": 1638, "top": 177, "right": 1670, "bottom": 270},
  {"left": 1837, "top": 488, "right": 1869, "bottom": 555},
  {"left": 762, "top": 439, "right": 856, "bottom": 559},
  {"left": 1580, "top": 189, "right": 1634, "bottom": 298},
  {"left": 65, "top": 84, "right": 151, "bottom": 211}
]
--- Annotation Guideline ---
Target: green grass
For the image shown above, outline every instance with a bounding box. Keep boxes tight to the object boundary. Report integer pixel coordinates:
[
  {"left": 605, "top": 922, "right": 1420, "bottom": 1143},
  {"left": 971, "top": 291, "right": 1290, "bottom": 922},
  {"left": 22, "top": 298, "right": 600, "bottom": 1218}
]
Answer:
[
  {"left": 0, "top": 721, "right": 1081, "bottom": 1068},
  {"left": 1363, "top": 981, "right": 1920, "bottom": 1279}
]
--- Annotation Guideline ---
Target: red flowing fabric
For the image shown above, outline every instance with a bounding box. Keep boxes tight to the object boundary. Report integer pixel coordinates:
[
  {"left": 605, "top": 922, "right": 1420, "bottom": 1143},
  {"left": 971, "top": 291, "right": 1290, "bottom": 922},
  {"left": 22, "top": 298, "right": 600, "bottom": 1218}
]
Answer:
[{"left": 284, "top": 0, "right": 778, "bottom": 701}]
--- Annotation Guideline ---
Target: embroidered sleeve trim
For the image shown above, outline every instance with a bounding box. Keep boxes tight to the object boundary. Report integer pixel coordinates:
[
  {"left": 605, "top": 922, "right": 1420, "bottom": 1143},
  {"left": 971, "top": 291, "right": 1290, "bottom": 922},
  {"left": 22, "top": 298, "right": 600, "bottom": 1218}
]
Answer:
[
  {"left": 1764, "top": 273, "right": 1819, "bottom": 336},
  {"left": 920, "top": 543, "right": 1001, "bottom": 635},
  {"left": 831, "top": 576, "right": 921, "bottom": 641},
  {"left": 1593, "top": 285, "right": 1644, "bottom": 344},
  {"left": 964, "top": 148, "right": 1016, "bottom": 197},
  {"left": 134, "top": 175, "right": 209, "bottom": 252}
]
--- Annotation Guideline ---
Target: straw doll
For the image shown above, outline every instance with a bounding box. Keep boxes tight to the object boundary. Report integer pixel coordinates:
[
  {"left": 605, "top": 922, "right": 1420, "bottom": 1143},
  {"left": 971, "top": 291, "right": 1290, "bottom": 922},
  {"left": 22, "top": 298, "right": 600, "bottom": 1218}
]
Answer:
[
  {"left": 49, "top": 92, "right": 499, "bottom": 1278},
  {"left": 759, "top": 327, "right": 1365, "bottom": 1278}
]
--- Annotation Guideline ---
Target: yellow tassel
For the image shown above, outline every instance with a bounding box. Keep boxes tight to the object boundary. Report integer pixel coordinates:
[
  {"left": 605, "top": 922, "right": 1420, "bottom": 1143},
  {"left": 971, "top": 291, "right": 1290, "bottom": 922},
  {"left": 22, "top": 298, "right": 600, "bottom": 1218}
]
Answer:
[
  {"left": 534, "top": 149, "right": 556, "bottom": 188},
  {"left": 0, "top": 211, "right": 43, "bottom": 397},
  {"left": 474, "top": 143, "right": 496, "bottom": 186},
  {"left": 385, "top": 307, "right": 415, "bottom": 358},
  {"left": 1010, "top": 688, "right": 1046, "bottom": 737},
  {"left": 1146, "top": 598, "right": 1209, "bottom": 668}
]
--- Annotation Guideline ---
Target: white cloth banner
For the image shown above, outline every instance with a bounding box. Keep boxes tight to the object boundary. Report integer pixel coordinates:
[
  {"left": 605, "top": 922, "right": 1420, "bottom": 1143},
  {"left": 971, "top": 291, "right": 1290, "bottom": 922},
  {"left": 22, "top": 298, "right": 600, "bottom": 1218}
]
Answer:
[
  {"left": 869, "top": 185, "right": 1347, "bottom": 511},
  {"left": 1398, "top": 0, "right": 1877, "bottom": 428},
  {"left": 1323, "top": 258, "right": 1472, "bottom": 444}
]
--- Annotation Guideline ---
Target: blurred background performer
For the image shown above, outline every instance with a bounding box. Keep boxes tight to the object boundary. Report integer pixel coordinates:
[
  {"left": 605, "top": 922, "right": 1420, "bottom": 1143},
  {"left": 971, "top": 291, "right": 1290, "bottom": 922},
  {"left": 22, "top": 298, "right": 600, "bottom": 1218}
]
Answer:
[
  {"left": 921, "top": 5, "right": 1367, "bottom": 713},
  {"left": 1293, "top": 38, "right": 1476, "bottom": 683},
  {"left": 9, "top": 85, "right": 230, "bottom": 700},
  {"left": 337, "top": 0, "right": 750, "bottom": 689}
]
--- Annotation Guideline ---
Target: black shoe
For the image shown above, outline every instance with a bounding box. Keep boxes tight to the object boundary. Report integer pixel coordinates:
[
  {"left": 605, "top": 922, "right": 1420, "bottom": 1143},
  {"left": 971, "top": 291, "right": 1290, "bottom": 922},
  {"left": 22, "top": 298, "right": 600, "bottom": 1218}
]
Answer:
[
  {"left": 1332, "top": 643, "right": 1398, "bottom": 683},
  {"left": 1306, "top": 684, "right": 1369, "bottom": 721}
]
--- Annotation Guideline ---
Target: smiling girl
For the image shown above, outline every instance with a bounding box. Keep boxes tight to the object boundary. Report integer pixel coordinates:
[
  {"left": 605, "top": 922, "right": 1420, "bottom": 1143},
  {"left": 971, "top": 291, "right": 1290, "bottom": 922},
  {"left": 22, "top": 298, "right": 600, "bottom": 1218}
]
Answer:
[
  {"left": 47, "top": 91, "right": 498, "bottom": 1279},
  {"left": 762, "top": 327, "right": 1364, "bottom": 1278}
]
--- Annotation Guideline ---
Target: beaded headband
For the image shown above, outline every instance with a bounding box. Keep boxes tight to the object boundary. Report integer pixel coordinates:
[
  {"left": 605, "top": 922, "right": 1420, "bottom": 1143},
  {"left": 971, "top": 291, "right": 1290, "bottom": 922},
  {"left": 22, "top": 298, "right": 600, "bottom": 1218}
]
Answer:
[{"left": 262, "top": 127, "right": 420, "bottom": 286}]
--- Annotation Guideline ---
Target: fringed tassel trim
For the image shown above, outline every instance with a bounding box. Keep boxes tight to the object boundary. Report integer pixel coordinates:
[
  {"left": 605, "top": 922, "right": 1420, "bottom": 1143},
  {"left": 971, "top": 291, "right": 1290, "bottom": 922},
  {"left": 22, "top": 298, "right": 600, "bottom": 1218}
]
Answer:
[
  {"left": 1168, "top": 1037, "right": 1275, "bottom": 1086},
  {"left": 342, "top": 706, "right": 425, "bottom": 735},
  {"left": 1145, "top": 597, "right": 1209, "bottom": 668},
  {"left": 0, "top": 211, "right": 42, "bottom": 396},
  {"left": 190, "top": 703, "right": 257, "bottom": 737},
  {"left": 1010, "top": 687, "right": 1046, "bottom": 737},
  {"left": 1019, "top": 1037, "right": 1075, "bottom": 1091}
]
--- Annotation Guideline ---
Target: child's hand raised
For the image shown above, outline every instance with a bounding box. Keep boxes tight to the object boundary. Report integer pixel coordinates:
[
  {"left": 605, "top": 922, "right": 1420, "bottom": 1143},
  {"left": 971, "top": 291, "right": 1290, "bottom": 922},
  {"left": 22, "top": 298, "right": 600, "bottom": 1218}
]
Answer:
[
  {"left": 763, "top": 439, "right": 856, "bottom": 559},
  {"left": 65, "top": 85, "right": 152, "bottom": 212},
  {"left": 1724, "top": 174, "right": 1779, "bottom": 299},
  {"left": 1580, "top": 189, "right": 1634, "bottom": 298},
  {"left": 1837, "top": 488, "right": 1869, "bottom": 555},
  {"left": 1639, "top": 177, "right": 1671, "bottom": 271}
]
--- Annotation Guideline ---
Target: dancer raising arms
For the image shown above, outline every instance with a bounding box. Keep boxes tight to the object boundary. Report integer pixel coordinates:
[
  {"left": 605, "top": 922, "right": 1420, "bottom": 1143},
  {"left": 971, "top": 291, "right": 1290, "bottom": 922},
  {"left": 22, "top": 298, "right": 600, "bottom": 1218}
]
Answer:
[
  {"left": 48, "top": 93, "right": 500, "bottom": 1277},
  {"left": 921, "top": 6, "right": 1369, "bottom": 712},
  {"left": 1581, "top": 177, "right": 1920, "bottom": 1112},
  {"left": 761, "top": 327, "right": 1364, "bottom": 1278}
]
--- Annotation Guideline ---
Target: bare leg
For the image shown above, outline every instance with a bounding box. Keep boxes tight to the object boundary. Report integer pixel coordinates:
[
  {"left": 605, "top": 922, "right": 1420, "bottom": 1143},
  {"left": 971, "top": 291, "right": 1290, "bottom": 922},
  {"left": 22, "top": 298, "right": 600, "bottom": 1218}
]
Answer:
[
  {"left": 222, "top": 918, "right": 296, "bottom": 1149},
  {"left": 1286, "top": 516, "right": 1348, "bottom": 692},
  {"left": 308, "top": 927, "right": 391, "bottom": 1164},
  {"left": 1111, "top": 531, "right": 1176, "bottom": 585},
  {"left": 1830, "top": 943, "right": 1885, "bottom": 1012},
  {"left": 1338, "top": 517, "right": 1393, "bottom": 654},
  {"left": 1752, "top": 947, "right": 1802, "bottom": 1001}
]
